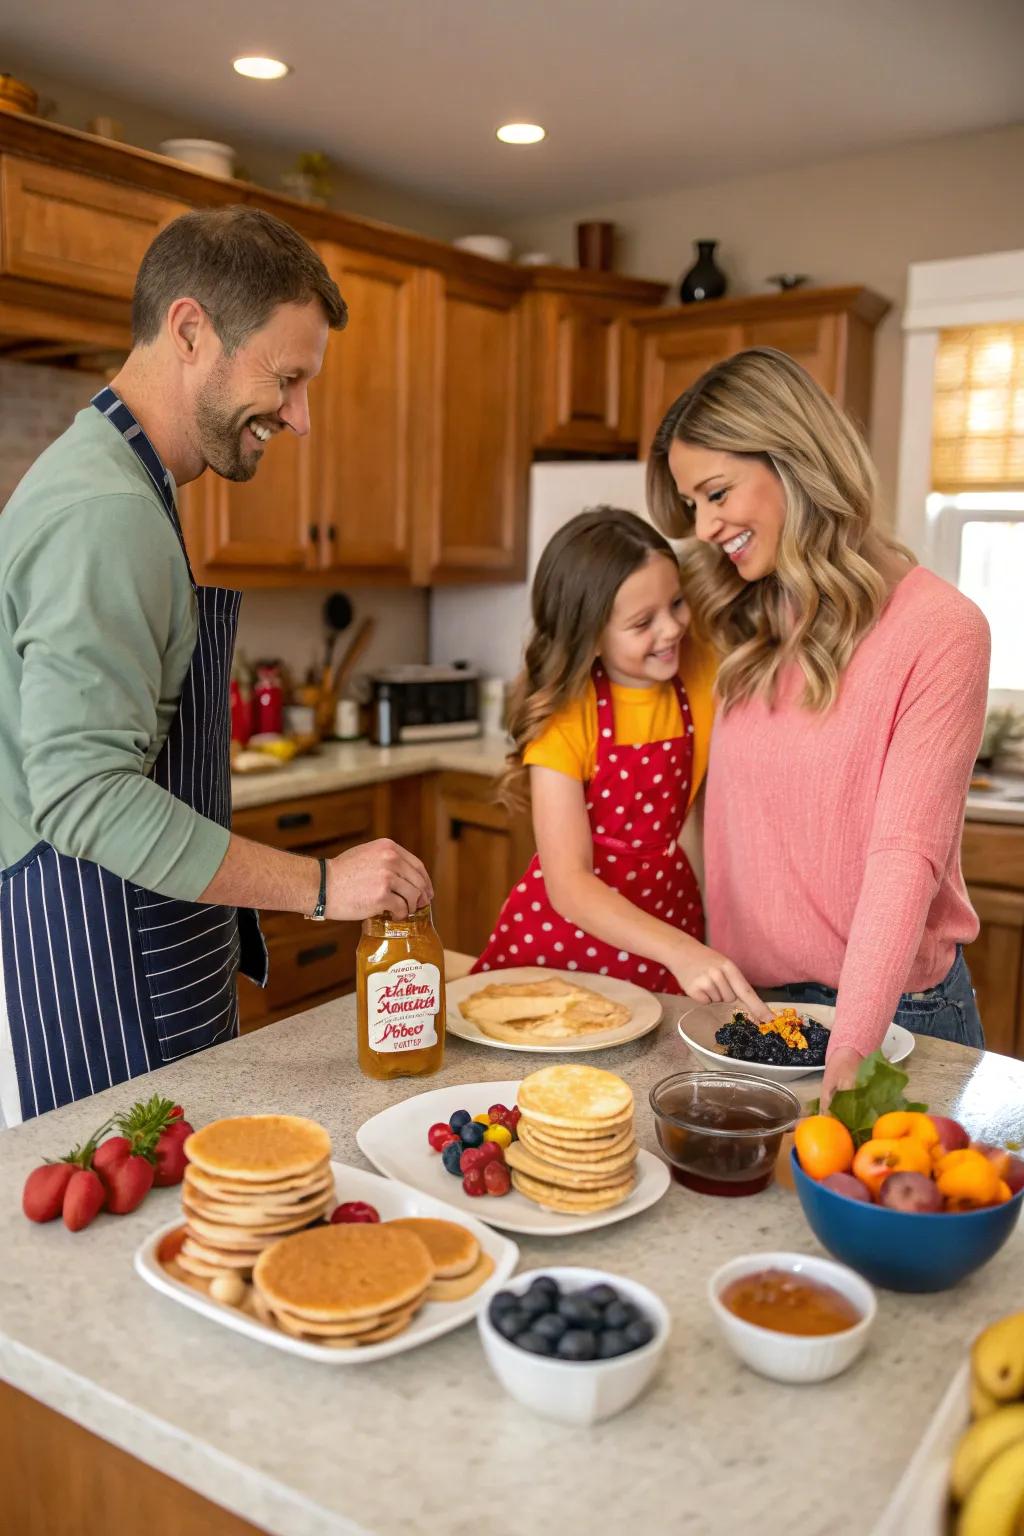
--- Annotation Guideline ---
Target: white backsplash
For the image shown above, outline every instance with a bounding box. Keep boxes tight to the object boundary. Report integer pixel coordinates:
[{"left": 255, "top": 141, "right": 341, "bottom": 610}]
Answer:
[
  {"left": 0, "top": 361, "right": 106, "bottom": 508},
  {"left": 235, "top": 586, "right": 429, "bottom": 689}
]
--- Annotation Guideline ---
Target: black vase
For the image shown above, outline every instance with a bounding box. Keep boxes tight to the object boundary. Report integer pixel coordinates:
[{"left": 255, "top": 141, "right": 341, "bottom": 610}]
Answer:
[{"left": 679, "top": 240, "right": 727, "bottom": 304}]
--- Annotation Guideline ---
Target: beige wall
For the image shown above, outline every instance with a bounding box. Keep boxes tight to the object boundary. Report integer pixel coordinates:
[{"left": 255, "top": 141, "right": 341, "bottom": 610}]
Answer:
[
  {"left": 496, "top": 124, "right": 1024, "bottom": 509},
  {"left": 6, "top": 57, "right": 485, "bottom": 242}
]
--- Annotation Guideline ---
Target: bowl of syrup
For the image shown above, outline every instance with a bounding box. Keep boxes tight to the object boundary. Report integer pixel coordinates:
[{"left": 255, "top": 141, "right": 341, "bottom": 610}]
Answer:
[
  {"left": 708, "top": 1251, "right": 876, "bottom": 1383},
  {"left": 649, "top": 1071, "right": 800, "bottom": 1196}
]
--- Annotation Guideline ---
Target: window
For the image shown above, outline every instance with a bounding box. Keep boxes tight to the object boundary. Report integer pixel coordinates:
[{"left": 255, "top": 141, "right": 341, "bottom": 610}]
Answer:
[{"left": 927, "top": 493, "right": 1024, "bottom": 695}]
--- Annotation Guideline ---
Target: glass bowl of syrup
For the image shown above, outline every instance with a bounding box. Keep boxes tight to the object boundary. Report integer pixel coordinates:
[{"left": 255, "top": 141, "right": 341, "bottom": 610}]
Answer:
[{"left": 649, "top": 1071, "right": 800, "bottom": 1196}]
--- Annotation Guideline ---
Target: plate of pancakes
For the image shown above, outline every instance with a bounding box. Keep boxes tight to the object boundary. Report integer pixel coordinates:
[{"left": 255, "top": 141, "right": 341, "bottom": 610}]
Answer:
[
  {"left": 135, "top": 1113, "right": 517, "bottom": 1362},
  {"left": 357, "top": 1069, "right": 671, "bottom": 1237},
  {"left": 446, "top": 968, "right": 662, "bottom": 1053}
]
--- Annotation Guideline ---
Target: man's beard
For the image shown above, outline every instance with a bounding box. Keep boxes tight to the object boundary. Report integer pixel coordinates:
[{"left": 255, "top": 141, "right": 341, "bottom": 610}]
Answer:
[{"left": 194, "top": 371, "right": 262, "bottom": 483}]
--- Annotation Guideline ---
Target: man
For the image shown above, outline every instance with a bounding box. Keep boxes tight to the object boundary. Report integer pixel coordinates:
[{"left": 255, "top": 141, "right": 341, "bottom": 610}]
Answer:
[{"left": 0, "top": 206, "right": 431, "bottom": 1125}]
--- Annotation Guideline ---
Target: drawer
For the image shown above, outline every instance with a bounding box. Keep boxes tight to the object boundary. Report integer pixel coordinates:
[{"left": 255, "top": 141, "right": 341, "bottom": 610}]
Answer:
[
  {"left": 233, "top": 788, "right": 377, "bottom": 853},
  {"left": 239, "top": 919, "right": 358, "bottom": 1030},
  {"left": 961, "top": 821, "right": 1024, "bottom": 891},
  {"left": 1, "top": 155, "right": 188, "bottom": 299}
]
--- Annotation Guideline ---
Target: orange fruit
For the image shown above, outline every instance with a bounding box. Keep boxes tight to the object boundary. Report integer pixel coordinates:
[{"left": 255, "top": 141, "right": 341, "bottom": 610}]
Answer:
[
  {"left": 851, "top": 1136, "right": 932, "bottom": 1199},
  {"left": 935, "top": 1148, "right": 1000, "bottom": 1209},
  {"left": 794, "top": 1115, "right": 855, "bottom": 1181},
  {"left": 872, "top": 1111, "right": 940, "bottom": 1150}
]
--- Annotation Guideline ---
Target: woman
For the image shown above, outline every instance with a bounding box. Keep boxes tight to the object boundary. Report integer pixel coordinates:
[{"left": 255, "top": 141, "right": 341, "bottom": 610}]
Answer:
[{"left": 647, "top": 348, "right": 989, "bottom": 1101}]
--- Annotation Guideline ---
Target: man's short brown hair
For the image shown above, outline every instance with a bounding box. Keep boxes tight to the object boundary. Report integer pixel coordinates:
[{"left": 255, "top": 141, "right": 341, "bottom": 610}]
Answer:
[{"left": 132, "top": 205, "right": 347, "bottom": 351}]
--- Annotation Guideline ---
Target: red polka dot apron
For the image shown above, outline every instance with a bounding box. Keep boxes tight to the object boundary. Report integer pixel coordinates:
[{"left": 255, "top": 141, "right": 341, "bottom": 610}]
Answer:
[{"left": 472, "top": 663, "right": 704, "bottom": 992}]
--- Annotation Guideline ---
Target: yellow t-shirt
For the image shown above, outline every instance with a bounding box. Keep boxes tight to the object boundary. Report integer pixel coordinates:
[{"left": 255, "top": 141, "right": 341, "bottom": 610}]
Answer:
[{"left": 522, "top": 638, "right": 716, "bottom": 809}]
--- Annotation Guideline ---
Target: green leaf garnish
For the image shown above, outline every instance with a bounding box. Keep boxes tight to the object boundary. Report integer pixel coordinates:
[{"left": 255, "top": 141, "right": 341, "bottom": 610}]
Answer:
[{"left": 808, "top": 1050, "right": 926, "bottom": 1147}]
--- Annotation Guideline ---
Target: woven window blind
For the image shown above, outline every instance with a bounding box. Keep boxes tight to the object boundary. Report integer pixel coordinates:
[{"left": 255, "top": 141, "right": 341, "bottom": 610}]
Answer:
[{"left": 931, "top": 324, "right": 1024, "bottom": 491}]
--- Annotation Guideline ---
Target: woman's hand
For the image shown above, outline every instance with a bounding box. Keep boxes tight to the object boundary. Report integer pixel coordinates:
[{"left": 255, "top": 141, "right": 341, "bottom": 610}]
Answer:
[
  {"left": 822, "top": 1045, "right": 863, "bottom": 1106},
  {"left": 670, "top": 942, "right": 773, "bottom": 1022}
]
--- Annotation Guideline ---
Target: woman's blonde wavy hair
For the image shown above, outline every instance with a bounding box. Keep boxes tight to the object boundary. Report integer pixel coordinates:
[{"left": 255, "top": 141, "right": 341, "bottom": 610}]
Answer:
[
  {"left": 647, "top": 347, "right": 913, "bottom": 712},
  {"left": 500, "top": 507, "right": 681, "bottom": 808}
]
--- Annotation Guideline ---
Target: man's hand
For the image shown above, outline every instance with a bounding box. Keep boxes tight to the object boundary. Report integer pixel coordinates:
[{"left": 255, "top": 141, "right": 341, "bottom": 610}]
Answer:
[
  {"left": 822, "top": 1045, "right": 862, "bottom": 1106},
  {"left": 325, "top": 839, "right": 433, "bottom": 921}
]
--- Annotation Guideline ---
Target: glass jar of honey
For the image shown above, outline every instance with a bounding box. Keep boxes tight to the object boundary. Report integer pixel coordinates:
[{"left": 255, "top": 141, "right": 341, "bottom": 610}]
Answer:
[{"left": 356, "top": 906, "right": 446, "bottom": 1080}]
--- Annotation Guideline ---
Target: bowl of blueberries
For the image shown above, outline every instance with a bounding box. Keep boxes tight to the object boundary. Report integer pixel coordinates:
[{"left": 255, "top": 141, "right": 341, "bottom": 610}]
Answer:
[{"left": 478, "top": 1267, "right": 670, "bottom": 1424}]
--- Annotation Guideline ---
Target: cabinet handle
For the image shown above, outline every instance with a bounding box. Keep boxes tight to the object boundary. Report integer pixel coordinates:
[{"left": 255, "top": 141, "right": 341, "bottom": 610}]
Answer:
[
  {"left": 326, "top": 525, "right": 336, "bottom": 543},
  {"left": 297, "top": 942, "right": 338, "bottom": 966},
  {"left": 277, "top": 811, "right": 313, "bottom": 830},
  {"left": 309, "top": 523, "right": 320, "bottom": 545},
  {"left": 450, "top": 819, "right": 463, "bottom": 841}
]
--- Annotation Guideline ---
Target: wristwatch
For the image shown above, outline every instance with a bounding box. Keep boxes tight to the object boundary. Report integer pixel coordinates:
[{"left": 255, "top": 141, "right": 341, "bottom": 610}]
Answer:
[{"left": 305, "top": 856, "right": 328, "bottom": 922}]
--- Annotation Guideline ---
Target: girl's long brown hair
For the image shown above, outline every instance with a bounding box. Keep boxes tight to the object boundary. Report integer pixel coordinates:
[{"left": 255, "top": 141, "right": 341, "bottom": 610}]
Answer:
[
  {"left": 647, "top": 347, "right": 914, "bottom": 712},
  {"left": 500, "top": 507, "right": 679, "bottom": 807}
]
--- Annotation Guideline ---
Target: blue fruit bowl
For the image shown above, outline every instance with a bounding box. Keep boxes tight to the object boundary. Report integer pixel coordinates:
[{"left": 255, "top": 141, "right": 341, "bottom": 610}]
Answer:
[{"left": 791, "top": 1150, "right": 1024, "bottom": 1293}]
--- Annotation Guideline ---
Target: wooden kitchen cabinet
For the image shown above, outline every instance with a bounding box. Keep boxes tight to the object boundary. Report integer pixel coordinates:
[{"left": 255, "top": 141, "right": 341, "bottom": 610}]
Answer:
[
  {"left": 962, "top": 820, "right": 1024, "bottom": 1061},
  {"left": 525, "top": 270, "right": 666, "bottom": 455},
  {"left": 632, "top": 286, "right": 890, "bottom": 455},
  {"left": 428, "top": 771, "right": 534, "bottom": 958},
  {"left": 309, "top": 243, "right": 429, "bottom": 577},
  {"left": 0, "top": 154, "right": 187, "bottom": 302},
  {"left": 415, "top": 270, "right": 531, "bottom": 584},
  {"left": 178, "top": 427, "right": 315, "bottom": 579}
]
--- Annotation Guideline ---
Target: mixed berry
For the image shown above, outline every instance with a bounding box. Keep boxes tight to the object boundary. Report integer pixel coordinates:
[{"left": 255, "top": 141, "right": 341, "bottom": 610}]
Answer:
[
  {"left": 489, "top": 1275, "right": 656, "bottom": 1360},
  {"left": 715, "top": 1008, "right": 830, "bottom": 1068},
  {"left": 427, "top": 1103, "right": 521, "bottom": 1198}
]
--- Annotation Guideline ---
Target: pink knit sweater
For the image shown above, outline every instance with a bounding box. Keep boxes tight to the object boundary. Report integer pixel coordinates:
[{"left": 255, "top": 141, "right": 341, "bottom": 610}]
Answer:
[{"left": 704, "top": 567, "right": 990, "bottom": 1057}]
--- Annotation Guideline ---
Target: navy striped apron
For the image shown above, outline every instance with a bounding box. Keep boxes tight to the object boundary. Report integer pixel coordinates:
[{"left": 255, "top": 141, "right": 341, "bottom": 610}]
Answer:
[{"left": 0, "top": 388, "right": 267, "bottom": 1122}]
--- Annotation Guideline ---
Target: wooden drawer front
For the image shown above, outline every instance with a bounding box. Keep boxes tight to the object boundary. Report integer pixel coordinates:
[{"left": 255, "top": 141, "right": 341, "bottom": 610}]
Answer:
[
  {"left": 961, "top": 822, "right": 1024, "bottom": 891},
  {"left": 1, "top": 156, "right": 188, "bottom": 299},
  {"left": 264, "top": 922, "right": 358, "bottom": 1010},
  {"left": 233, "top": 788, "right": 377, "bottom": 853}
]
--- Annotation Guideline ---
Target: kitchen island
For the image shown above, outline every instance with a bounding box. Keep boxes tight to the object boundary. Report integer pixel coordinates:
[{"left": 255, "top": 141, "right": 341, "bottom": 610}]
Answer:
[{"left": 1, "top": 992, "right": 1022, "bottom": 1536}]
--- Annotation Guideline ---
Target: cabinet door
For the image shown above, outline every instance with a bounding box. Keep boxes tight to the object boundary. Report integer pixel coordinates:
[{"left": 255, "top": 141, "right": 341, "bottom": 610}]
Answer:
[
  {"left": 740, "top": 313, "right": 840, "bottom": 398},
  {"left": 531, "top": 293, "right": 638, "bottom": 453},
  {"left": 180, "top": 428, "right": 316, "bottom": 574},
  {"left": 964, "top": 886, "right": 1024, "bottom": 1060},
  {"left": 420, "top": 273, "right": 529, "bottom": 583},
  {"left": 430, "top": 773, "right": 534, "bottom": 958},
  {"left": 0, "top": 155, "right": 187, "bottom": 300},
  {"left": 311, "top": 245, "right": 426, "bottom": 575},
  {"left": 637, "top": 322, "right": 743, "bottom": 457}
]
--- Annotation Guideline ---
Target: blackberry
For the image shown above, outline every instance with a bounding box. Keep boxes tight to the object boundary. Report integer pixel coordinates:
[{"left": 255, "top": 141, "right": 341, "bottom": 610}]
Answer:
[{"left": 714, "top": 1010, "right": 830, "bottom": 1067}]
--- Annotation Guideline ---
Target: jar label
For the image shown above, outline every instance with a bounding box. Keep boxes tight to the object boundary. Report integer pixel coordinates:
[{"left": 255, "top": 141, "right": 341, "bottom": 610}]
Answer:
[{"left": 366, "top": 960, "right": 440, "bottom": 1054}]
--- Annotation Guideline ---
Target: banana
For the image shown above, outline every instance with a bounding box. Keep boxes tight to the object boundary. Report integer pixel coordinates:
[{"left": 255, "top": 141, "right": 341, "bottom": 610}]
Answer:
[
  {"left": 957, "top": 1438, "right": 1024, "bottom": 1536},
  {"left": 952, "top": 1404, "right": 1024, "bottom": 1502},
  {"left": 972, "top": 1312, "right": 1024, "bottom": 1403},
  {"left": 972, "top": 1376, "right": 1001, "bottom": 1420}
]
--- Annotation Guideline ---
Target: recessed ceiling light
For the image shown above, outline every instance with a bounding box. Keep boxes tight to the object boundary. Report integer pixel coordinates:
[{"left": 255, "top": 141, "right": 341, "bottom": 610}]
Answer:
[
  {"left": 496, "top": 122, "right": 546, "bottom": 145},
  {"left": 233, "top": 56, "right": 291, "bottom": 80}
]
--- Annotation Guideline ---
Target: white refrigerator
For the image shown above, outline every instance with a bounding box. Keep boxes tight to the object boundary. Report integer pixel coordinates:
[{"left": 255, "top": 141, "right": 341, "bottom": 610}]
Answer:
[{"left": 429, "top": 461, "right": 654, "bottom": 681}]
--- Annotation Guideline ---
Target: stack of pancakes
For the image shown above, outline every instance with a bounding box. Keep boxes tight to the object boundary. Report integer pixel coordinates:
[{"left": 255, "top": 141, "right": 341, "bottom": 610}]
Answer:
[
  {"left": 460, "top": 977, "right": 630, "bottom": 1045},
  {"left": 177, "top": 1115, "right": 334, "bottom": 1282},
  {"left": 252, "top": 1223, "right": 435, "bottom": 1348},
  {"left": 390, "top": 1217, "right": 495, "bottom": 1301},
  {"left": 506, "top": 1064, "right": 637, "bottom": 1214}
]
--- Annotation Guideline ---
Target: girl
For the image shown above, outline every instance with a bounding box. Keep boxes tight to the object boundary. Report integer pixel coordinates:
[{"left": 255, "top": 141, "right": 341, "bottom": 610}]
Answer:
[
  {"left": 647, "top": 347, "right": 989, "bottom": 1101},
  {"left": 473, "top": 507, "right": 768, "bottom": 1017}
]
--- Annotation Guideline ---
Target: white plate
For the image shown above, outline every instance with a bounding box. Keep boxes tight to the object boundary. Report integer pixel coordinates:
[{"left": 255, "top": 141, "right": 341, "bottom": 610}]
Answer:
[
  {"left": 134, "top": 1161, "right": 518, "bottom": 1364},
  {"left": 446, "top": 967, "right": 663, "bottom": 1054},
  {"left": 871, "top": 1361, "right": 965, "bottom": 1535},
  {"left": 677, "top": 1001, "right": 915, "bottom": 1082},
  {"left": 356, "top": 1078, "right": 671, "bottom": 1236}
]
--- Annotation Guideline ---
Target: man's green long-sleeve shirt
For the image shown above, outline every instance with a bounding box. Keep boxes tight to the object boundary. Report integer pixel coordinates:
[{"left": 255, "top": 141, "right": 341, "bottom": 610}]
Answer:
[{"left": 0, "top": 406, "right": 230, "bottom": 897}]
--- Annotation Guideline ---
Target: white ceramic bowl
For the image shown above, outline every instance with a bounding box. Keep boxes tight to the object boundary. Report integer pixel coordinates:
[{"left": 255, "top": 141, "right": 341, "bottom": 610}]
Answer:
[
  {"left": 453, "top": 235, "right": 513, "bottom": 262},
  {"left": 708, "top": 1251, "right": 876, "bottom": 1384},
  {"left": 159, "top": 139, "right": 235, "bottom": 178},
  {"left": 478, "top": 1266, "right": 669, "bottom": 1424}
]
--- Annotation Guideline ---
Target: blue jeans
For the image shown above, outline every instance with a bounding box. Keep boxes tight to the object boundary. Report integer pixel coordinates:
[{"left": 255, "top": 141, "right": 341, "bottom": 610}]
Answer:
[{"left": 764, "top": 947, "right": 984, "bottom": 1050}]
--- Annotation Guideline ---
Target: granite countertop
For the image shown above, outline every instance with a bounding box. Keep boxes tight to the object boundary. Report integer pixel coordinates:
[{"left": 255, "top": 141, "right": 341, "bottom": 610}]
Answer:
[
  {"left": 1, "top": 997, "right": 1022, "bottom": 1536},
  {"left": 231, "top": 736, "right": 510, "bottom": 810},
  {"left": 964, "top": 770, "right": 1024, "bottom": 826}
]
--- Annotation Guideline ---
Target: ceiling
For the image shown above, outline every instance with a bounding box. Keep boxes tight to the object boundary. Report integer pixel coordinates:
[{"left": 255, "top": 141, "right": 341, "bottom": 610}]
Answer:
[{"left": 7, "top": 0, "right": 1024, "bottom": 214}]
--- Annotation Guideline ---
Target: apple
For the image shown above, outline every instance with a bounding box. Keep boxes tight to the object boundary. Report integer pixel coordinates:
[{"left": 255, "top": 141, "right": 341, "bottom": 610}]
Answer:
[
  {"left": 821, "top": 1172, "right": 872, "bottom": 1203},
  {"left": 877, "top": 1171, "right": 944, "bottom": 1214},
  {"left": 975, "top": 1143, "right": 1012, "bottom": 1181},
  {"left": 929, "top": 1115, "right": 970, "bottom": 1153},
  {"left": 1003, "top": 1153, "right": 1024, "bottom": 1196}
]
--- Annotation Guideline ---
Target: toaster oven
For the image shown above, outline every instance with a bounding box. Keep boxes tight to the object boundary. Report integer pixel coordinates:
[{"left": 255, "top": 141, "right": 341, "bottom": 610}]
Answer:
[{"left": 369, "top": 664, "right": 481, "bottom": 746}]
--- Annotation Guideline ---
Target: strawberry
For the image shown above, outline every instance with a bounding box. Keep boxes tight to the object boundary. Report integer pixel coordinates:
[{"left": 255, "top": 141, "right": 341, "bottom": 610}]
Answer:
[
  {"left": 22, "top": 1163, "right": 76, "bottom": 1223},
  {"left": 63, "top": 1168, "right": 106, "bottom": 1231},
  {"left": 103, "top": 1153, "right": 155, "bottom": 1215},
  {"left": 153, "top": 1120, "right": 194, "bottom": 1187},
  {"left": 93, "top": 1135, "right": 132, "bottom": 1177}
]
